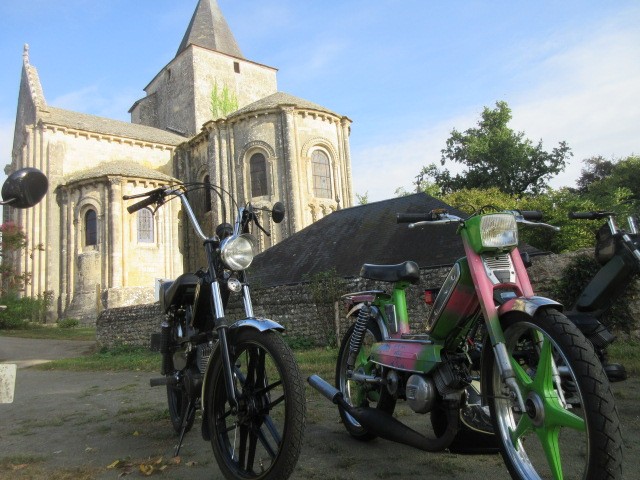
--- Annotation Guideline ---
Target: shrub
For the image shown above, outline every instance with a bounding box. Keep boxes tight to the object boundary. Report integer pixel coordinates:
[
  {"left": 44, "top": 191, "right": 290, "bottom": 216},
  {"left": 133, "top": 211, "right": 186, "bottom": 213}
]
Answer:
[
  {"left": 0, "top": 291, "right": 52, "bottom": 329},
  {"left": 57, "top": 318, "right": 80, "bottom": 329}
]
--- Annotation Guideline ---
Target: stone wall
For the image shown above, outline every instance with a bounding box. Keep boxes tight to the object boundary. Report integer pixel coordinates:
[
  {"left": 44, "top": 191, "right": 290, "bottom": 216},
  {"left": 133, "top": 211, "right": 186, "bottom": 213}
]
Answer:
[
  {"left": 96, "top": 251, "right": 640, "bottom": 347},
  {"left": 96, "top": 304, "right": 163, "bottom": 349}
]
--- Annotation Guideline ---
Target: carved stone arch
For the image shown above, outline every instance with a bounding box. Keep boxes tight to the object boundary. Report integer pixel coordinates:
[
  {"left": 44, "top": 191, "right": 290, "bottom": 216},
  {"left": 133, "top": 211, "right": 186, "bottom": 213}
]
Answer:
[
  {"left": 301, "top": 137, "right": 338, "bottom": 160},
  {"left": 237, "top": 140, "right": 276, "bottom": 164},
  {"left": 75, "top": 196, "right": 103, "bottom": 249},
  {"left": 238, "top": 141, "right": 275, "bottom": 199}
]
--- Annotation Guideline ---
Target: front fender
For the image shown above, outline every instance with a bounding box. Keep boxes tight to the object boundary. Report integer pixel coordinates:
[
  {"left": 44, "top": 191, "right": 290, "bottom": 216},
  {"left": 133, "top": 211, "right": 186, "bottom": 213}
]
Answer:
[
  {"left": 200, "top": 317, "right": 284, "bottom": 440},
  {"left": 498, "top": 296, "right": 563, "bottom": 319},
  {"left": 229, "top": 317, "right": 285, "bottom": 332}
]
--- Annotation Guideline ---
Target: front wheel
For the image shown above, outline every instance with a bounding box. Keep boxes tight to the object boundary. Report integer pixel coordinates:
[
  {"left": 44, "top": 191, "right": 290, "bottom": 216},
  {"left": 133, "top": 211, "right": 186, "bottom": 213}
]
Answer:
[
  {"left": 206, "top": 329, "right": 305, "bottom": 480},
  {"left": 482, "top": 309, "right": 623, "bottom": 479}
]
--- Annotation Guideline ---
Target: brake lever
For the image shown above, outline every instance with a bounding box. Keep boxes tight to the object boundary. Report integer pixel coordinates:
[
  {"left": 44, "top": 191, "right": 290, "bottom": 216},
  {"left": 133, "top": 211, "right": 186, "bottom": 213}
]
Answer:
[{"left": 252, "top": 213, "right": 271, "bottom": 237}]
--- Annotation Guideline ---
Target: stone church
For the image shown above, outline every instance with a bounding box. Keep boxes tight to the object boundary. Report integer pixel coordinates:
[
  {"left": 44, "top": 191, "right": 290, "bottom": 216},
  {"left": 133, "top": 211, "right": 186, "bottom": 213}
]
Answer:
[{"left": 5, "top": 0, "right": 354, "bottom": 323}]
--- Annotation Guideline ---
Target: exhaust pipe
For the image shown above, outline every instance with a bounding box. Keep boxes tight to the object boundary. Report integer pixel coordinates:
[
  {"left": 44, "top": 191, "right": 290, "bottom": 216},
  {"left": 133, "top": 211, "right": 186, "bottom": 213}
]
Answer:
[{"left": 308, "top": 375, "right": 458, "bottom": 452}]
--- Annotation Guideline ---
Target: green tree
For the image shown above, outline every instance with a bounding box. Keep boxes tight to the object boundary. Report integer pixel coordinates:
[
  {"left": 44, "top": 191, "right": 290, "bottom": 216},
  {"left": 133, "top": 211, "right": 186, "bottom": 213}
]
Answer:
[
  {"left": 575, "top": 156, "right": 616, "bottom": 193},
  {"left": 0, "top": 222, "right": 29, "bottom": 295},
  {"left": 355, "top": 192, "right": 369, "bottom": 205},
  {"left": 210, "top": 81, "right": 239, "bottom": 119},
  {"left": 577, "top": 155, "right": 640, "bottom": 213},
  {"left": 438, "top": 187, "right": 596, "bottom": 253},
  {"left": 422, "top": 101, "right": 572, "bottom": 196}
]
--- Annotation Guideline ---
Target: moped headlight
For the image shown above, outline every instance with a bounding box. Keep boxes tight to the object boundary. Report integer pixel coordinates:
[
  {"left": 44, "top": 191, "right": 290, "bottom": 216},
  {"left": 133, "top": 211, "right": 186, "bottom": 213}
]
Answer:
[
  {"left": 220, "top": 234, "right": 258, "bottom": 270},
  {"left": 480, "top": 213, "right": 518, "bottom": 249}
]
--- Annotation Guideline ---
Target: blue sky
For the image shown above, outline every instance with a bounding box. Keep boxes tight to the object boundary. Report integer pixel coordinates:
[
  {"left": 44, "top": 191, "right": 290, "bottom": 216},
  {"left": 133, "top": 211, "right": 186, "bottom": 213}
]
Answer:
[{"left": 1, "top": 0, "right": 639, "bottom": 201}]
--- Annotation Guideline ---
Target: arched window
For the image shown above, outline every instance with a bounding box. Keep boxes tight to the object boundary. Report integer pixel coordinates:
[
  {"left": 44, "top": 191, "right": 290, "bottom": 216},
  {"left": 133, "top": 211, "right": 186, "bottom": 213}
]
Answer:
[
  {"left": 250, "top": 153, "right": 268, "bottom": 197},
  {"left": 85, "top": 209, "right": 97, "bottom": 246},
  {"left": 204, "top": 175, "right": 212, "bottom": 212},
  {"left": 137, "top": 208, "right": 154, "bottom": 243},
  {"left": 311, "top": 150, "right": 332, "bottom": 199}
]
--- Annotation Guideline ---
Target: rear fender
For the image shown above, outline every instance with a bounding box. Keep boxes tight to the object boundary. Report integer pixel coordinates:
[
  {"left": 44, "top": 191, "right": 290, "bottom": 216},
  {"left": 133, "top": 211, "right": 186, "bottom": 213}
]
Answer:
[{"left": 346, "top": 303, "right": 388, "bottom": 339}]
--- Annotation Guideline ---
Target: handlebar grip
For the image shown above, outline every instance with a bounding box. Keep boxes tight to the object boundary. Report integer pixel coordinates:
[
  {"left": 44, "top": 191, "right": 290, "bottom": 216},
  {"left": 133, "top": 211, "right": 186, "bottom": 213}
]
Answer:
[
  {"left": 569, "top": 212, "right": 615, "bottom": 220},
  {"left": 126, "top": 195, "right": 158, "bottom": 214},
  {"left": 397, "top": 213, "right": 432, "bottom": 223},
  {"left": 518, "top": 210, "right": 543, "bottom": 221}
]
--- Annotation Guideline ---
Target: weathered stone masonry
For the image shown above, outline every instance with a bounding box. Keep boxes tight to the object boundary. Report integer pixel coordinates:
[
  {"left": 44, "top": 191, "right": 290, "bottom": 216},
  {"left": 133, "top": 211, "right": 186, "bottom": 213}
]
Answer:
[{"left": 96, "top": 251, "right": 640, "bottom": 348}]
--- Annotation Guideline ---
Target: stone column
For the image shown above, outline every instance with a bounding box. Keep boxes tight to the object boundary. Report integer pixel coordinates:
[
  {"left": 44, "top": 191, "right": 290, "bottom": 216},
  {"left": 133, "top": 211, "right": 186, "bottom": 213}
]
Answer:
[
  {"left": 281, "top": 106, "right": 300, "bottom": 233},
  {"left": 340, "top": 117, "right": 353, "bottom": 208},
  {"left": 108, "top": 177, "right": 123, "bottom": 289}
]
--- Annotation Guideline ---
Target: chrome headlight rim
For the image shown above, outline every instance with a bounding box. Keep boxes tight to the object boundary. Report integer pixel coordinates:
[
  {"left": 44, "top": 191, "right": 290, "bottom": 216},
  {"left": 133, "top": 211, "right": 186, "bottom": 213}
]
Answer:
[
  {"left": 480, "top": 213, "right": 518, "bottom": 249},
  {"left": 220, "top": 233, "right": 258, "bottom": 271}
]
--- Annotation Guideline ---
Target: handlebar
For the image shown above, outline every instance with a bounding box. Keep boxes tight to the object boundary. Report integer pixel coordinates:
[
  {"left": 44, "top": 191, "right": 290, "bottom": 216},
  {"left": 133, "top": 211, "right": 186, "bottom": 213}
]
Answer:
[
  {"left": 122, "top": 187, "right": 166, "bottom": 213},
  {"left": 397, "top": 212, "right": 437, "bottom": 224},
  {"left": 517, "top": 210, "right": 543, "bottom": 221},
  {"left": 122, "top": 184, "right": 285, "bottom": 243},
  {"left": 568, "top": 211, "right": 616, "bottom": 220},
  {"left": 399, "top": 209, "right": 559, "bottom": 231}
]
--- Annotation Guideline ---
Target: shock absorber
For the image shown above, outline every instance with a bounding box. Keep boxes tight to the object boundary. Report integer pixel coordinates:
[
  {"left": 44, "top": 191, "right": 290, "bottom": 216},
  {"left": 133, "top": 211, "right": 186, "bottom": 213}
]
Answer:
[
  {"left": 160, "top": 321, "right": 173, "bottom": 375},
  {"left": 347, "top": 303, "right": 371, "bottom": 370}
]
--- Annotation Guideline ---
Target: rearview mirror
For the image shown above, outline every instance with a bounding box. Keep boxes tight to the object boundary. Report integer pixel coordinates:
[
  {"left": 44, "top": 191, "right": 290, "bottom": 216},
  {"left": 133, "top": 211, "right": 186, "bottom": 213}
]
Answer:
[
  {"left": 272, "top": 202, "right": 285, "bottom": 224},
  {"left": 1, "top": 168, "right": 48, "bottom": 209}
]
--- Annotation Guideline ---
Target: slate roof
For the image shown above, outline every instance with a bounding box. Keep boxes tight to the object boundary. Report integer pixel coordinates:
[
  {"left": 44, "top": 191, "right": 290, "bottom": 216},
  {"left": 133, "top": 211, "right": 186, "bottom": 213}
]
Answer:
[
  {"left": 63, "top": 161, "right": 177, "bottom": 185},
  {"left": 40, "top": 107, "right": 187, "bottom": 146},
  {"left": 249, "top": 193, "right": 541, "bottom": 288},
  {"left": 228, "top": 92, "right": 343, "bottom": 119},
  {"left": 177, "top": 0, "right": 243, "bottom": 58}
]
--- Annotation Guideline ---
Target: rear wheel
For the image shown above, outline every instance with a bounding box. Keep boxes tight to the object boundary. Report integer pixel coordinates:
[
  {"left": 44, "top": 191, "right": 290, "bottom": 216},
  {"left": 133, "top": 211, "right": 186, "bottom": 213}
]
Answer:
[
  {"left": 335, "top": 316, "right": 396, "bottom": 440},
  {"left": 206, "top": 329, "right": 305, "bottom": 480},
  {"left": 167, "top": 374, "right": 195, "bottom": 434},
  {"left": 166, "top": 320, "right": 196, "bottom": 435},
  {"left": 482, "top": 309, "right": 623, "bottom": 479}
]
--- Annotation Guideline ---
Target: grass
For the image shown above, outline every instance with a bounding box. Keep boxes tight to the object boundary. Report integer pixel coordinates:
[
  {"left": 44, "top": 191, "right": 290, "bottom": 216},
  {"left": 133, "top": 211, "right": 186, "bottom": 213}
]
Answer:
[
  {"left": 608, "top": 338, "right": 640, "bottom": 375},
  {"left": 0, "top": 325, "right": 96, "bottom": 341},
  {"left": 11, "top": 326, "right": 639, "bottom": 380},
  {"left": 37, "top": 344, "right": 159, "bottom": 372}
]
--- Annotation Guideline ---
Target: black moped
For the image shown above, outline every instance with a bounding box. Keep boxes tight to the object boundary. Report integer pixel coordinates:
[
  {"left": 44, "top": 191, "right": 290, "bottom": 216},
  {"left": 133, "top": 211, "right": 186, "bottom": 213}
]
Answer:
[{"left": 563, "top": 210, "right": 640, "bottom": 382}]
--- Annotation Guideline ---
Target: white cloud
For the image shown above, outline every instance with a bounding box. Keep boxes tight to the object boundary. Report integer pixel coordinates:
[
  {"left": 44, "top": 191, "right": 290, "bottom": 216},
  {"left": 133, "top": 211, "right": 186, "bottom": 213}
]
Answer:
[
  {"left": 353, "top": 10, "right": 640, "bottom": 201},
  {"left": 351, "top": 113, "right": 475, "bottom": 202},
  {"left": 0, "top": 119, "right": 13, "bottom": 183}
]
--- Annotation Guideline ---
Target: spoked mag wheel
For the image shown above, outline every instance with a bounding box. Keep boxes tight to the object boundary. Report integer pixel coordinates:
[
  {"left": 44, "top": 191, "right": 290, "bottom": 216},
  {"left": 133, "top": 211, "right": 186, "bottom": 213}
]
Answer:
[
  {"left": 206, "top": 329, "right": 305, "bottom": 480},
  {"left": 335, "top": 317, "right": 396, "bottom": 440},
  {"left": 482, "top": 309, "right": 623, "bottom": 479}
]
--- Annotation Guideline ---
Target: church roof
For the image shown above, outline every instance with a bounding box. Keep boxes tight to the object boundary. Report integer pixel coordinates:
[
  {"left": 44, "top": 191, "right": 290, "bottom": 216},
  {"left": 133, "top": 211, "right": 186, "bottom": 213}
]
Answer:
[
  {"left": 177, "top": 0, "right": 243, "bottom": 58},
  {"left": 228, "top": 91, "right": 344, "bottom": 119},
  {"left": 40, "top": 107, "right": 187, "bottom": 146},
  {"left": 63, "top": 161, "right": 177, "bottom": 185},
  {"left": 249, "top": 193, "right": 542, "bottom": 288}
]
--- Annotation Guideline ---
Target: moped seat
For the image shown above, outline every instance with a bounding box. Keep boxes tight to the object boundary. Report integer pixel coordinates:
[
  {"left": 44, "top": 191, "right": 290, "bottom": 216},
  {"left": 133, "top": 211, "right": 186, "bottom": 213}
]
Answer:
[
  {"left": 360, "top": 261, "right": 420, "bottom": 284},
  {"left": 160, "top": 273, "right": 200, "bottom": 312}
]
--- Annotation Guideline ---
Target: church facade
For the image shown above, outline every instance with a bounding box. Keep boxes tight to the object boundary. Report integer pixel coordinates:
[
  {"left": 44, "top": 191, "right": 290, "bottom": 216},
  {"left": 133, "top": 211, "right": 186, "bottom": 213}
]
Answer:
[{"left": 5, "top": 0, "right": 353, "bottom": 323}]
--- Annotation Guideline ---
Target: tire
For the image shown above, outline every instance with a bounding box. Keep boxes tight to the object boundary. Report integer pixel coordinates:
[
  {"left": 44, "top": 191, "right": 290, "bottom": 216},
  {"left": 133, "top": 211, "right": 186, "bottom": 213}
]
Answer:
[
  {"left": 335, "top": 315, "right": 396, "bottom": 441},
  {"left": 482, "top": 308, "right": 623, "bottom": 479},
  {"left": 206, "top": 329, "right": 305, "bottom": 480},
  {"left": 166, "top": 320, "right": 196, "bottom": 435},
  {"left": 167, "top": 374, "right": 195, "bottom": 434}
]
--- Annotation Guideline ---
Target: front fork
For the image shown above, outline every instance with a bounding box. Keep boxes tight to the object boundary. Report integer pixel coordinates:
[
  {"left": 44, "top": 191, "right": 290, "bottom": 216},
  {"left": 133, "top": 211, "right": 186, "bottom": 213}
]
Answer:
[{"left": 462, "top": 237, "right": 531, "bottom": 412}]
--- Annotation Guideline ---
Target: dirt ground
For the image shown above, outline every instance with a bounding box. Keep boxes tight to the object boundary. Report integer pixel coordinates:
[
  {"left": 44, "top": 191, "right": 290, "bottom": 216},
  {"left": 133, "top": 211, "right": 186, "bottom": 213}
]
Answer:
[{"left": 0, "top": 338, "right": 638, "bottom": 480}]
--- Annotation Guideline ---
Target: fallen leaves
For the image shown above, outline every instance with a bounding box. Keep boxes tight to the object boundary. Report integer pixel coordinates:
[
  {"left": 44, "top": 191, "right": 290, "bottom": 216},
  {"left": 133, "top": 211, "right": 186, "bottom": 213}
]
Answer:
[{"left": 107, "top": 456, "right": 185, "bottom": 477}]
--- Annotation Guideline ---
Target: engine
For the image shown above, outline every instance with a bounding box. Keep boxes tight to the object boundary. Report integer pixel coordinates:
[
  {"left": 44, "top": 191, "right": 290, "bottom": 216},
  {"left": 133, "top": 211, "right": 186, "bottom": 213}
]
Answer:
[{"left": 403, "top": 354, "right": 472, "bottom": 413}]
